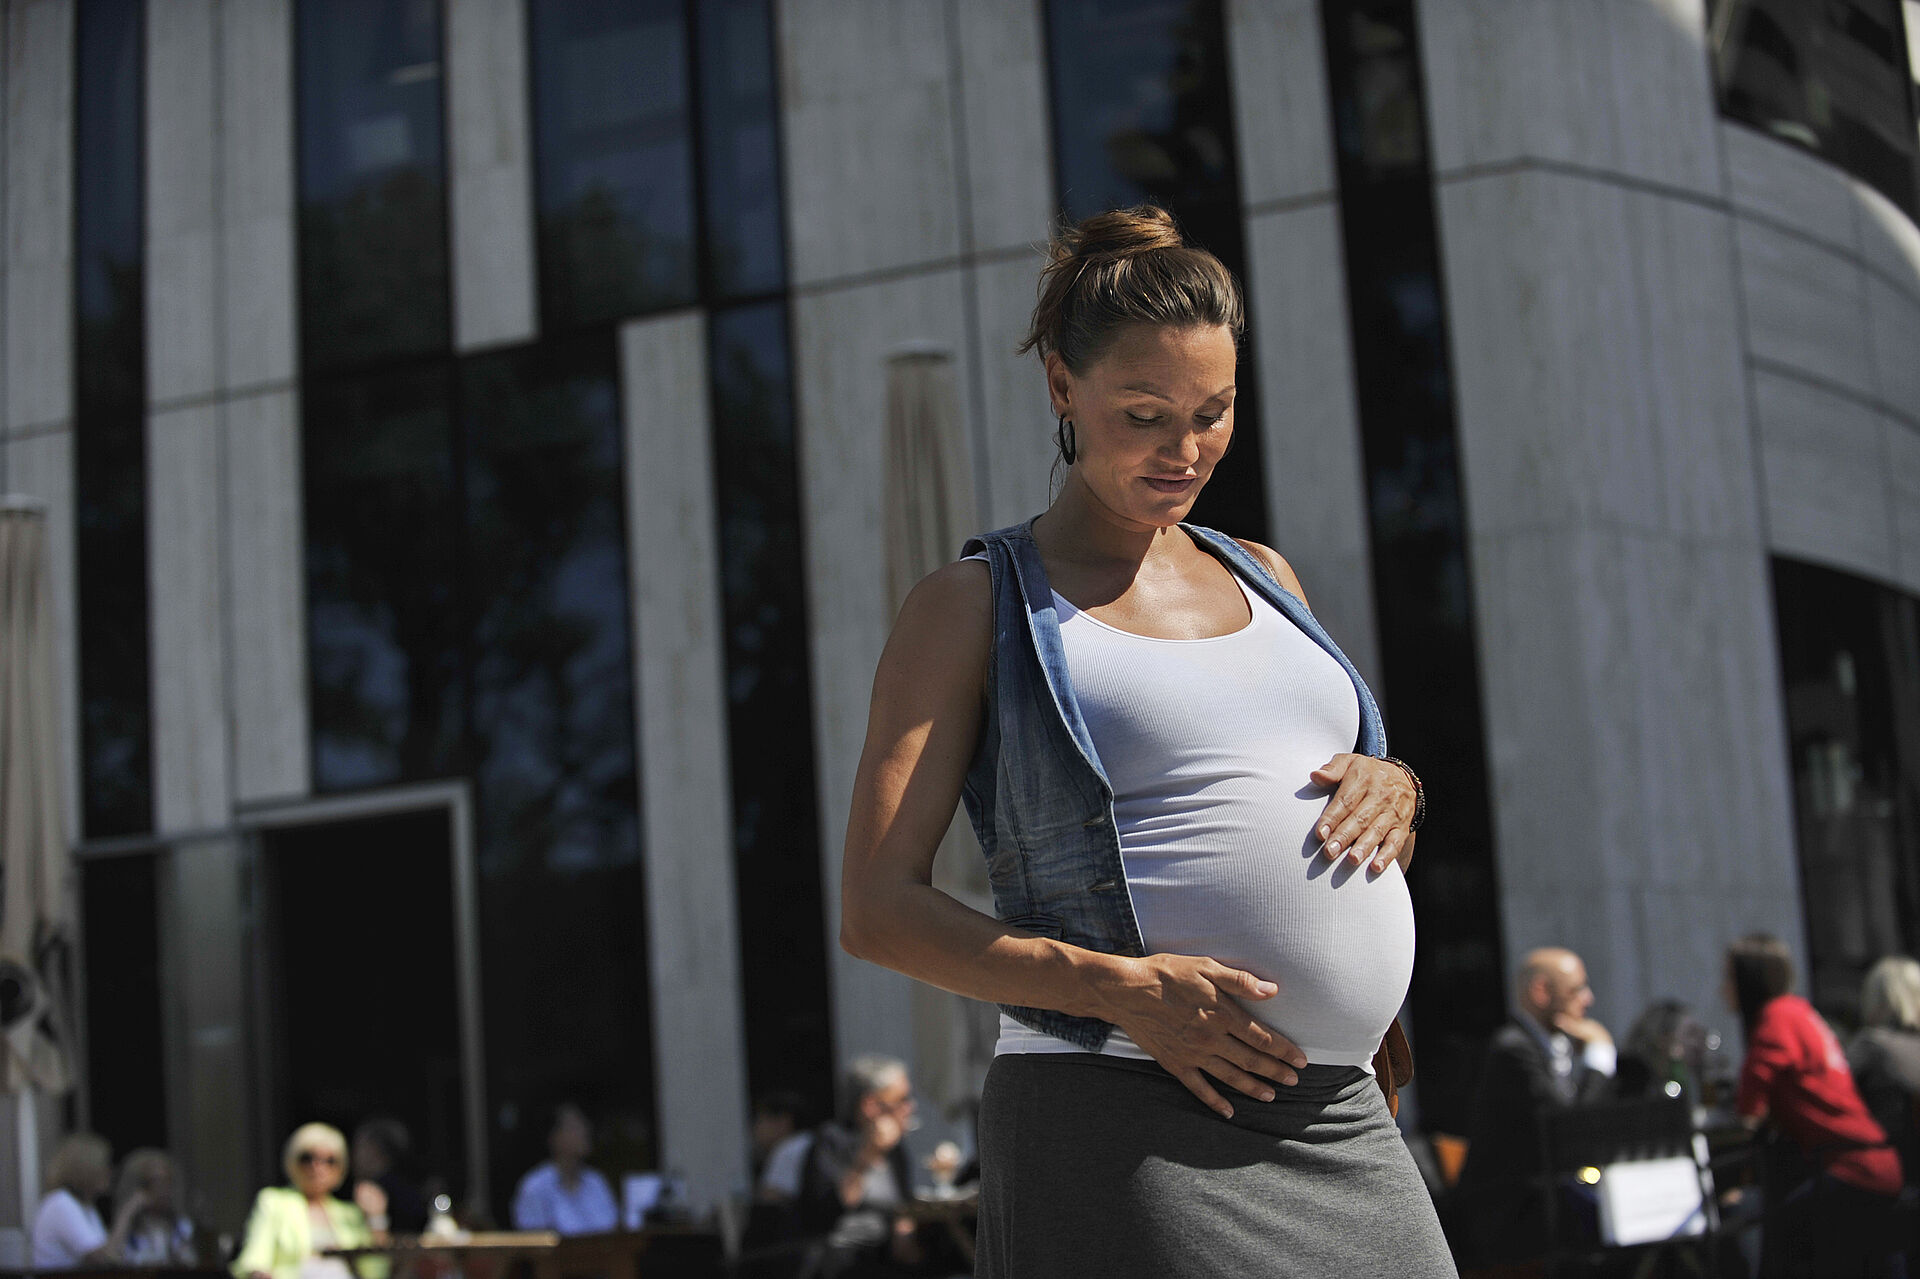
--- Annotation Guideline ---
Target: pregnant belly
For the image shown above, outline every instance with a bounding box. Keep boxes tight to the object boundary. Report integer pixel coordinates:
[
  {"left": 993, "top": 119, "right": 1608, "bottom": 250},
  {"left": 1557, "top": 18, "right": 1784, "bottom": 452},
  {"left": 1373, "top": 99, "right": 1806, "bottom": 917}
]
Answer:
[{"left": 1122, "top": 840, "right": 1417, "bottom": 1067}]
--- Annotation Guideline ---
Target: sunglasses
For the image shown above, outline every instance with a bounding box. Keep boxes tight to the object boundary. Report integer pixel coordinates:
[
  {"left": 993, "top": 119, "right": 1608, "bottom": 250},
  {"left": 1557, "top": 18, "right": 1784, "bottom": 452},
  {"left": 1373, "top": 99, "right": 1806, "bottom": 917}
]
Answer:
[{"left": 296, "top": 1151, "right": 341, "bottom": 1167}]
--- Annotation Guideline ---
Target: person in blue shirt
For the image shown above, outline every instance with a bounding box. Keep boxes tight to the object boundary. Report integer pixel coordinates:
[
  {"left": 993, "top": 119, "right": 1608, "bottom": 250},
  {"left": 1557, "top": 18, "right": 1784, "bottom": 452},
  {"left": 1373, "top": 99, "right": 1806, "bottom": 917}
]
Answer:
[{"left": 510, "top": 1104, "right": 619, "bottom": 1235}]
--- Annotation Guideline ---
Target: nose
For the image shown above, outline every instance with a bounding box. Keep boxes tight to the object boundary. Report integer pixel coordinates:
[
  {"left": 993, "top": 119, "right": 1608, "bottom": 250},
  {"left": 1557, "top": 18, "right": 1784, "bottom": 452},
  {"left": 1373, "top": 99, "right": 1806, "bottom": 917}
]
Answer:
[{"left": 1162, "top": 425, "right": 1202, "bottom": 466}]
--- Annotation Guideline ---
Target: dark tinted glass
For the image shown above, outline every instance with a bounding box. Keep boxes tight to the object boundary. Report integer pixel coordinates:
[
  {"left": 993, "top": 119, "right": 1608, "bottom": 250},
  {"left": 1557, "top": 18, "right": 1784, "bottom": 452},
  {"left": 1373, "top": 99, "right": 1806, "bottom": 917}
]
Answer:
[
  {"left": 1321, "top": 0, "right": 1505, "bottom": 1130},
  {"left": 529, "top": 0, "right": 698, "bottom": 329},
  {"left": 263, "top": 811, "right": 467, "bottom": 1194},
  {"left": 709, "top": 302, "right": 834, "bottom": 1109},
  {"left": 80, "top": 854, "right": 167, "bottom": 1151},
  {"left": 457, "top": 341, "right": 655, "bottom": 1198},
  {"left": 296, "top": 0, "right": 450, "bottom": 369},
  {"left": 74, "top": 0, "right": 152, "bottom": 839},
  {"left": 1042, "top": 0, "right": 1266, "bottom": 540},
  {"left": 304, "top": 366, "right": 466, "bottom": 790},
  {"left": 1708, "top": 0, "right": 1918, "bottom": 214},
  {"left": 1773, "top": 559, "right": 1920, "bottom": 1020},
  {"left": 697, "top": 0, "right": 785, "bottom": 298}
]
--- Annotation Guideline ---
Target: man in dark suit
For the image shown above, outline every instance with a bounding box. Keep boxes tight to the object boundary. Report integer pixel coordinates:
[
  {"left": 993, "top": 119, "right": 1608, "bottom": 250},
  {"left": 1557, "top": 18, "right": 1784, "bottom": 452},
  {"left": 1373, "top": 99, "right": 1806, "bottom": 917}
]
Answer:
[{"left": 1456, "top": 947, "right": 1618, "bottom": 1263}]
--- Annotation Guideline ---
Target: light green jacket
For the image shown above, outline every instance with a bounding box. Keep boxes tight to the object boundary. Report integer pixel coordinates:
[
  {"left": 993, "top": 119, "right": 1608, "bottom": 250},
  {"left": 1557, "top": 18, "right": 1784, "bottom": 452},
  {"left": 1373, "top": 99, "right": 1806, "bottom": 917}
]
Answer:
[{"left": 231, "top": 1187, "right": 387, "bottom": 1279}]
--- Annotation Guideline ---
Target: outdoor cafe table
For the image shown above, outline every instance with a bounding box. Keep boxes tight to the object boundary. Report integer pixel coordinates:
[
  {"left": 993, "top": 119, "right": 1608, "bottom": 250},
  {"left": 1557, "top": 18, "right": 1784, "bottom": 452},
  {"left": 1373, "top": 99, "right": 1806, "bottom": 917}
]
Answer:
[
  {"left": 897, "top": 1189, "right": 980, "bottom": 1269},
  {"left": 326, "top": 1227, "right": 719, "bottom": 1279}
]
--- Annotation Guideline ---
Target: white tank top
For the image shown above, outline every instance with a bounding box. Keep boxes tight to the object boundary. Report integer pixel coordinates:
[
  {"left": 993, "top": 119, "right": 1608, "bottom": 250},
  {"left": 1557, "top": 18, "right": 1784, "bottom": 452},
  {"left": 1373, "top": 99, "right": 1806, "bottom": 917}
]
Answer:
[{"left": 991, "top": 568, "right": 1416, "bottom": 1067}]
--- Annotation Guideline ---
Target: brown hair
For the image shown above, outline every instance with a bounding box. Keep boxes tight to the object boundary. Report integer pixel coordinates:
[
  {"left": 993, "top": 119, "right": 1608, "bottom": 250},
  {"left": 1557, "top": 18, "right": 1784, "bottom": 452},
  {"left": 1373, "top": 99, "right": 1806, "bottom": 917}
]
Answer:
[
  {"left": 1727, "top": 932, "right": 1795, "bottom": 1042},
  {"left": 1019, "top": 205, "right": 1244, "bottom": 373}
]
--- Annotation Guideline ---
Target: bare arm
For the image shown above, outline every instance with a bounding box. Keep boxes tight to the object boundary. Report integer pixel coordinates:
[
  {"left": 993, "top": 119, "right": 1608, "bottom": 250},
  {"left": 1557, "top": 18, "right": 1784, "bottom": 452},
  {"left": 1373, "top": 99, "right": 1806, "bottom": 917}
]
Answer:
[{"left": 841, "top": 563, "right": 1307, "bottom": 1118}]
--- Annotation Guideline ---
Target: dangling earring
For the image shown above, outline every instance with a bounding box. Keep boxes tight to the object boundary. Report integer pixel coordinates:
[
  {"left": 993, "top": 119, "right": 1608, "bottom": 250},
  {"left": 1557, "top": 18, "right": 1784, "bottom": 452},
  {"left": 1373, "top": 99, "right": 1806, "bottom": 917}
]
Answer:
[{"left": 1056, "top": 413, "right": 1077, "bottom": 465}]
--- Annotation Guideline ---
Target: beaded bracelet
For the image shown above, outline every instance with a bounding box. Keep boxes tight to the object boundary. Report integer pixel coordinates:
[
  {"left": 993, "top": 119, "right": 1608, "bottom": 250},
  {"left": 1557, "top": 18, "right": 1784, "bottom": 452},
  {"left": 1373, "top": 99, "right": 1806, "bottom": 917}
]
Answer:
[{"left": 1382, "top": 756, "right": 1425, "bottom": 831}]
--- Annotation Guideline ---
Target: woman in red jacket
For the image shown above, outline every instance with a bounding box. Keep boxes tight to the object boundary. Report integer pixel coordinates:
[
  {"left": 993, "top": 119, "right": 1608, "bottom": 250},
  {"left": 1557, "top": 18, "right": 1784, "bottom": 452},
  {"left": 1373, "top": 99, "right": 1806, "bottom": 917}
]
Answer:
[{"left": 1727, "top": 933, "right": 1903, "bottom": 1277}]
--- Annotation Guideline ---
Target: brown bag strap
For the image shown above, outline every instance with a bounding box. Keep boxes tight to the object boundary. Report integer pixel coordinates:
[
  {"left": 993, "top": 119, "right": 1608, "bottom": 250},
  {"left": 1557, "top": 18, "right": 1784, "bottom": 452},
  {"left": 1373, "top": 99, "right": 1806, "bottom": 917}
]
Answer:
[{"left": 1372, "top": 1018, "right": 1415, "bottom": 1118}]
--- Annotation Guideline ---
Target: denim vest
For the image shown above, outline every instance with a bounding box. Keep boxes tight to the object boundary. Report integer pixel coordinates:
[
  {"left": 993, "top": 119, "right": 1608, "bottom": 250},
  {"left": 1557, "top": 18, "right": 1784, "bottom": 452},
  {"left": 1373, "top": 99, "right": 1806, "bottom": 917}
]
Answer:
[{"left": 958, "top": 518, "right": 1389, "bottom": 1050}]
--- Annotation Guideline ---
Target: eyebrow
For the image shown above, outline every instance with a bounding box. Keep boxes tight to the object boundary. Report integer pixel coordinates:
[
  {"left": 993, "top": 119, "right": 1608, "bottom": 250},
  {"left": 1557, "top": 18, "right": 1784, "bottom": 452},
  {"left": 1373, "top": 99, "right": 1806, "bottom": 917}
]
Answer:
[{"left": 1120, "top": 383, "right": 1237, "bottom": 401}]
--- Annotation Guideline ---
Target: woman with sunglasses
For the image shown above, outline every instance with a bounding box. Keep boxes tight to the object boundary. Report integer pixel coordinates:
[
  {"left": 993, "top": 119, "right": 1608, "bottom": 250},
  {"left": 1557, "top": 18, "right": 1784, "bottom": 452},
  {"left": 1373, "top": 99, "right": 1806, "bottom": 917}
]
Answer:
[{"left": 233, "top": 1123, "right": 388, "bottom": 1279}]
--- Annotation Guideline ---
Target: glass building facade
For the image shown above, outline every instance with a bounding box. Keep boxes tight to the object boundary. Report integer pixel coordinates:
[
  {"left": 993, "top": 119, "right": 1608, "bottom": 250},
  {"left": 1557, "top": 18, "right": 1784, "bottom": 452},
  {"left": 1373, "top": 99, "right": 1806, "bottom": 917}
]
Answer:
[
  {"left": 74, "top": 0, "right": 151, "bottom": 841},
  {"left": 1773, "top": 559, "right": 1920, "bottom": 1021},
  {"left": 1707, "top": 0, "right": 1918, "bottom": 215}
]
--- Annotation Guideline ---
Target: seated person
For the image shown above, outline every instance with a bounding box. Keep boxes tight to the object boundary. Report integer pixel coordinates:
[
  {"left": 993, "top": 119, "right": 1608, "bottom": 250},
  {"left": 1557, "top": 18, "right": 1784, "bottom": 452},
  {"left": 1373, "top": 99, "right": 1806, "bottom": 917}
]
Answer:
[
  {"left": 1455, "top": 947, "right": 1618, "bottom": 1263},
  {"left": 510, "top": 1104, "right": 618, "bottom": 1235},
  {"left": 752, "top": 1090, "right": 816, "bottom": 1204},
  {"left": 352, "top": 1118, "right": 429, "bottom": 1234},
  {"left": 33, "top": 1133, "right": 145, "bottom": 1267},
  {"left": 115, "top": 1148, "right": 197, "bottom": 1265},
  {"left": 233, "top": 1123, "right": 387, "bottom": 1279},
  {"left": 797, "top": 1056, "right": 925, "bottom": 1278},
  {"left": 1849, "top": 955, "right": 1920, "bottom": 1187}
]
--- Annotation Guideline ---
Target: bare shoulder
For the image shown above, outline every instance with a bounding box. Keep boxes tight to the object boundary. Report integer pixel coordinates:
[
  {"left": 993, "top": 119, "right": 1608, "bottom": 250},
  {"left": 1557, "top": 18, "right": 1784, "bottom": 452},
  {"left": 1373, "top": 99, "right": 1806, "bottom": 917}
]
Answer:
[
  {"left": 878, "top": 559, "right": 992, "bottom": 693},
  {"left": 1232, "top": 538, "right": 1311, "bottom": 608},
  {"left": 899, "top": 558, "right": 991, "bottom": 628}
]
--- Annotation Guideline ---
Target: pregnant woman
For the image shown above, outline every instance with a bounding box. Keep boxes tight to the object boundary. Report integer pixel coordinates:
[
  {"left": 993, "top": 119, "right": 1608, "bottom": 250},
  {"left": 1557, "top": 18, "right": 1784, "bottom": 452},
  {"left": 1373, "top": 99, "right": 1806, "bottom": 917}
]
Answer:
[{"left": 839, "top": 205, "right": 1454, "bottom": 1276}]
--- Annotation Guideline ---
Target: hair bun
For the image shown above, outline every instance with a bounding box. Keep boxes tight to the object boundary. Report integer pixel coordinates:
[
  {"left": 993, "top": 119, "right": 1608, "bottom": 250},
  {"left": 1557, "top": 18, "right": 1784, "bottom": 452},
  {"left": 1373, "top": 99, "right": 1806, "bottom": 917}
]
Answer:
[{"left": 1054, "top": 205, "right": 1184, "bottom": 266}]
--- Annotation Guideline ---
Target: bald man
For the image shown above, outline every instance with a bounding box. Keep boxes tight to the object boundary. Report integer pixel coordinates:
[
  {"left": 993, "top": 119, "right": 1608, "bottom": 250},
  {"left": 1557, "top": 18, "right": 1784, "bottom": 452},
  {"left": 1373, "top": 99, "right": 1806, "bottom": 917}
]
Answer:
[{"left": 1455, "top": 948, "right": 1618, "bottom": 1263}]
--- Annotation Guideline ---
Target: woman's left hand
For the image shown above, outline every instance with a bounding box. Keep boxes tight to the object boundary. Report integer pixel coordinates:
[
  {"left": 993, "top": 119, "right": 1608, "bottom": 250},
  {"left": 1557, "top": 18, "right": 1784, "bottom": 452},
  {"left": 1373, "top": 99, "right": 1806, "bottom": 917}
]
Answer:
[{"left": 1309, "top": 755, "right": 1417, "bottom": 873}]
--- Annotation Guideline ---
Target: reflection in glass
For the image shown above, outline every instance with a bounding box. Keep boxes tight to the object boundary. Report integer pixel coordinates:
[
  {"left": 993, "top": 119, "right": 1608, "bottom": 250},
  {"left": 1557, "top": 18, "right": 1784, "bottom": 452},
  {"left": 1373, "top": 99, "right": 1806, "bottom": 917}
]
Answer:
[
  {"left": 1707, "top": 0, "right": 1917, "bottom": 214},
  {"left": 74, "top": 0, "right": 152, "bottom": 839},
  {"left": 697, "top": 0, "right": 786, "bottom": 299},
  {"left": 530, "top": 0, "right": 698, "bottom": 329},
  {"left": 1322, "top": 0, "right": 1504, "bottom": 1130},
  {"left": 304, "top": 367, "right": 465, "bottom": 790},
  {"left": 1042, "top": 0, "right": 1266, "bottom": 539},
  {"left": 709, "top": 303, "right": 834, "bottom": 1110},
  {"left": 457, "top": 340, "right": 654, "bottom": 1202},
  {"left": 1773, "top": 559, "right": 1920, "bottom": 1020},
  {"left": 296, "top": 0, "right": 450, "bottom": 369}
]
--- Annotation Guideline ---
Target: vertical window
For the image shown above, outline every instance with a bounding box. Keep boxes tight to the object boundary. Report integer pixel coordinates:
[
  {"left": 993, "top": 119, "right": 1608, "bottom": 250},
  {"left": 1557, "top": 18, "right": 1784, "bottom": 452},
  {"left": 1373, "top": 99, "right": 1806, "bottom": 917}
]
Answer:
[
  {"left": 304, "top": 366, "right": 464, "bottom": 791},
  {"left": 74, "top": 0, "right": 152, "bottom": 839},
  {"left": 297, "top": 0, "right": 451, "bottom": 370},
  {"left": 695, "top": 0, "right": 785, "bottom": 300},
  {"left": 1773, "top": 559, "right": 1920, "bottom": 1016},
  {"left": 460, "top": 340, "right": 655, "bottom": 1190},
  {"left": 1321, "top": 0, "right": 1506, "bottom": 1128},
  {"left": 526, "top": 0, "right": 834, "bottom": 1117},
  {"left": 1041, "top": 0, "right": 1267, "bottom": 540},
  {"left": 529, "top": 0, "right": 698, "bottom": 329},
  {"left": 1707, "top": 0, "right": 1918, "bottom": 214},
  {"left": 709, "top": 301, "right": 832, "bottom": 1109}
]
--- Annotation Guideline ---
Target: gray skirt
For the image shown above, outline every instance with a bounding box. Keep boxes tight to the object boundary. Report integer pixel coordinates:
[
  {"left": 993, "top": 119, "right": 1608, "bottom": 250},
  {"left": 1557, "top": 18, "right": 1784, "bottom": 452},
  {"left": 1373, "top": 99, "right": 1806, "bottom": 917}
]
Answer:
[{"left": 976, "top": 1053, "right": 1457, "bottom": 1278}]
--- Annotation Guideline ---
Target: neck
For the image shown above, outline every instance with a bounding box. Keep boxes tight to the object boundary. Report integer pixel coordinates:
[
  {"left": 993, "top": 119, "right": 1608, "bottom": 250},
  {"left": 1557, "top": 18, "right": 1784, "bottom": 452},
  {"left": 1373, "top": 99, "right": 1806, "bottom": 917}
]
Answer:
[
  {"left": 306, "top": 1192, "right": 331, "bottom": 1208},
  {"left": 1036, "top": 481, "right": 1186, "bottom": 569}
]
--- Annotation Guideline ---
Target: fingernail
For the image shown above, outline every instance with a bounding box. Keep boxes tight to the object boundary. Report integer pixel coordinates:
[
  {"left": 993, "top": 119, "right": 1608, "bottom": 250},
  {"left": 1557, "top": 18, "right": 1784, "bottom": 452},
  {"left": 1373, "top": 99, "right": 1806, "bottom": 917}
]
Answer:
[
  {"left": 1256, "top": 981, "right": 1277, "bottom": 996},
  {"left": 1219, "top": 1105, "right": 1234, "bottom": 1119},
  {"left": 1325, "top": 840, "right": 1340, "bottom": 855},
  {"left": 1260, "top": 1090, "right": 1275, "bottom": 1102},
  {"left": 1318, "top": 825, "right": 1330, "bottom": 838}
]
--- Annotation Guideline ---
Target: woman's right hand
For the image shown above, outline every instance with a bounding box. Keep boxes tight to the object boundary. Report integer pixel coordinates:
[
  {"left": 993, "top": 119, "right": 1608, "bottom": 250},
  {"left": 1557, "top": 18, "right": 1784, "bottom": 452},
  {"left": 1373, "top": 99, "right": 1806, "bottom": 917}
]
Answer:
[{"left": 1098, "top": 954, "right": 1307, "bottom": 1119}]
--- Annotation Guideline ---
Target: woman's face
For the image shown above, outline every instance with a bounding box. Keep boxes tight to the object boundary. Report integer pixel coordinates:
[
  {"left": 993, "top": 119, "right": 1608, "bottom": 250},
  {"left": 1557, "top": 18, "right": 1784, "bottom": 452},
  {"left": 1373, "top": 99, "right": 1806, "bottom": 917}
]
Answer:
[
  {"left": 1048, "top": 323, "right": 1237, "bottom": 531},
  {"left": 290, "top": 1144, "right": 345, "bottom": 1198}
]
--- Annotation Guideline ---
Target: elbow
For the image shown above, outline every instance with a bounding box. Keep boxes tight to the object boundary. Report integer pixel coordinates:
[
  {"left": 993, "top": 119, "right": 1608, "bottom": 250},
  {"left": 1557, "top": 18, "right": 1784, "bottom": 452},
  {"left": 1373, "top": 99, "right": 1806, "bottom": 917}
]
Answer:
[
  {"left": 839, "top": 888, "right": 894, "bottom": 963},
  {"left": 839, "top": 902, "right": 881, "bottom": 962}
]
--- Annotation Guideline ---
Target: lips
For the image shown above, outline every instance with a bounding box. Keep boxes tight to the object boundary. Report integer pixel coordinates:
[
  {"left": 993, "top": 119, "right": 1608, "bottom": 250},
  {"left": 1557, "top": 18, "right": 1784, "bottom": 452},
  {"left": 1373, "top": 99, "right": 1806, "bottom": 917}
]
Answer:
[{"left": 1143, "top": 476, "right": 1197, "bottom": 493}]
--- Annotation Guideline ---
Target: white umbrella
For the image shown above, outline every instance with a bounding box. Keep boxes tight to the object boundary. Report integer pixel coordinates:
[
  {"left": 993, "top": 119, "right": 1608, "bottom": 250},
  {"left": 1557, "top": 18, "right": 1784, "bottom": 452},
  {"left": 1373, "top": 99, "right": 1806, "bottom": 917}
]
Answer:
[
  {"left": 0, "top": 497, "right": 76, "bottom": 1228},
  {"left": 880, "top": 350, "right": 999, "bottom": 1127}
]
